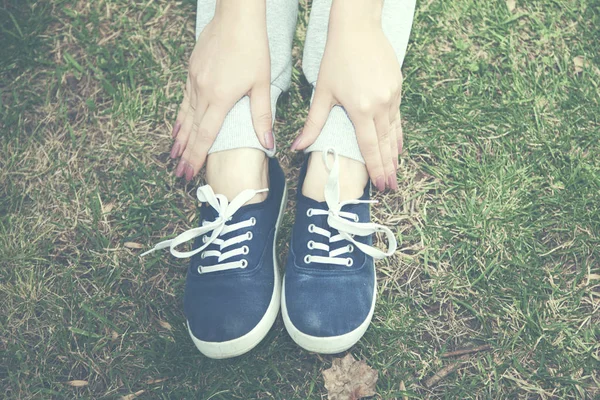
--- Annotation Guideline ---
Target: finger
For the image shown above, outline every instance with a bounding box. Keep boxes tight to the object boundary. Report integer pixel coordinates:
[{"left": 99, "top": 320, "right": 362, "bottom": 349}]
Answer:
[
  {"left": 395, "top": 75, "right": 404, "bottom": 154},
  {"left": 390, "top": 86, "right": 403, "bottom": 156},
  {"left": 172, "top": 74, "right": 192, "bottom": 139},
  {"left": 178, "top": 106, "right": 227, "bottom": 181},
  {"left": 292, "top": 88, "right": 332, "bottom": 151},
  {"left": 390, "top": 86, "right": 402, "bottom": 120},
  {"left": 353, "top": 117, "right": 386, "bottom": 192},
  {"left": 389, "top": 91, "right": 402, "bottom": 169},
  {"left": 375, "top": 113, "right": 397, "bottom": 190},
  {"left": 172, "top": 92, "right": 207, "bottom": 160},
  {"left": 397, "top": 110, "right": 404, "bottom": 155},
  {"left": 250, "top": 84, "right": 274, "bottom": 149},
  {"left": 171, "top": 100, "right": 194, "bottom": 159},
  {"left": 389, "top": 113, "right": 399, "bottom": 171}
]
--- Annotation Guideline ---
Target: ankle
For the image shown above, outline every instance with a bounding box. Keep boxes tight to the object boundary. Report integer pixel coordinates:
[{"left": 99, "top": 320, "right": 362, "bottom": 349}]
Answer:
[
  {"left": 206, "top": 148, "right": 269, "bottom": 204},
  {"left": 302, "top": 152, "right": 369, "bottom": 202}
]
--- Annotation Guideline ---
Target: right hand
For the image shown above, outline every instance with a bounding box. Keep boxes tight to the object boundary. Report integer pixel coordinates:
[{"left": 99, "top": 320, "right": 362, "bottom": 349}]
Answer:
[{"left": 171, "top": 0, "right": 272, "bottom": 181}]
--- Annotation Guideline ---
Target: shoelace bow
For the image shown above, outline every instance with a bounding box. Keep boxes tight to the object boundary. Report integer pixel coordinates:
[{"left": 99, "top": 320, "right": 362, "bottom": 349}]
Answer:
[
  {"left": 141, "top": 185, "right": 267, "bottom": 273},
  {"left": 304, "top": 149, "right": 397, "bottom": 267}
]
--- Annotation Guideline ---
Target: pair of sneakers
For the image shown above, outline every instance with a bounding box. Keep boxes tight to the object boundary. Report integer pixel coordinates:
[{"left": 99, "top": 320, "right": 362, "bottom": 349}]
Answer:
[{"left": 143, "top": 149, "right": 397, "bottom": 359}]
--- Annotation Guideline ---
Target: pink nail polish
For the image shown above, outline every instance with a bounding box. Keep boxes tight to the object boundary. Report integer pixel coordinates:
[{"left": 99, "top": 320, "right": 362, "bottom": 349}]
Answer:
[
  {"left": 172, "top": 122, "right": 181, "bottom": 138},
  {"left": 175, "top": 161, "right": 185, "bottom": 178},
  {"left": 264, "top": 131, "right": 274, "bottom": 150},
  {"left": 376, "top": 176, "right": 385, "bottom": 192},
  {"left": 393, "top": 157, "right": 398, "bottom": 170},
  {"left": 290, "top": 136, "right": 303, "bottom": 152},
  {"left": 170, "top": 142, "right": 181, "bottom": 159}
]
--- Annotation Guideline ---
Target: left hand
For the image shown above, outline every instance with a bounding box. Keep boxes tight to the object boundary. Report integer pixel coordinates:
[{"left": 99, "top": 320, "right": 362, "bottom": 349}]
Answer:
[{"left": 291, "top": 0, "right": 403, "bottom": 191}]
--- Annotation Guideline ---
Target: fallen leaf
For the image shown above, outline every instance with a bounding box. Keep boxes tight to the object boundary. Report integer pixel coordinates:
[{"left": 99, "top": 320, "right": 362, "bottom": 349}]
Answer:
[
  {"left": 121, "top": 390, "right": 144, "bottom": 400},
  {"left": 65, "top": 380, "right": 88, "bottom": 387},
  {"left": 506, "top": 0, "right": 516, "bottom": 12},
  {"left": 158, "top": 320, "right": 172, "bottom": 330},
  {"left": 587, "top": 274, "right": 600, "bottom": 281},
  {"left": 322, "top": 353, "right": 378, "bottom": 400},
  {"left": 111, "top": 331, "right": 119, "bottom": 340},
  {"left": 573, "top": 56, "right": 586, "bottom": 73},
  {"left": 102, "top": 202, "right": 115, "bottom": 214},
  {"left": 124, "top": 242, "right": 142, "bottom": 249}
]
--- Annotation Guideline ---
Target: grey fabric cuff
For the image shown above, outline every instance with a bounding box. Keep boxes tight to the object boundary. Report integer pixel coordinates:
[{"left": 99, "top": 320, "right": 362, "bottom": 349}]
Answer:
[{"left": 207, "top": 86, "right": 281, "bottom": 157}]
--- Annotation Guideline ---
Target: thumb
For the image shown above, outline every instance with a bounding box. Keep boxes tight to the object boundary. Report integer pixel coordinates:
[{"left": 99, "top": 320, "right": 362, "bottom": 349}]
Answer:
[
  {"left": 250, "top": 84, "right": 274, "bottom": 149},
  {"left": 292, "top": 88, "right": 332, "bottom": 151}
]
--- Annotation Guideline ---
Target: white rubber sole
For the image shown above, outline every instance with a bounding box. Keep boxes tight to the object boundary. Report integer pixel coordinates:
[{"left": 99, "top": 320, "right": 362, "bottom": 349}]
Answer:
[
  {"left": 187, "top": 183, "right": 288, "bottom": 359},
  {"left": 281, "top": 270, "right": 377, "bottom": 354}
]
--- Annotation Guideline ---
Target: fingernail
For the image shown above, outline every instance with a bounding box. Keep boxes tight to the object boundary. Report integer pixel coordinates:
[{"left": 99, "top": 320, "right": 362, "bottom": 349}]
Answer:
[
  {"left": 172, "top": 122, "right": 181, "bottom": 138},
  {"left": 184, "top": 164, "right": 194, "bottom": 182},
  {"left": 170, "top": 142, "right": 181, "bottom": 159},
  {"left": 290, "top": 135, "right": 303, "bottom": 152},
  {"left": 388, "top": 174, "right": 398, "bottom": 191},
  {"left": 375, "top": 176, "right": 385, "bottom": 192},
  {"left": 264, "top": 131, "right": 274, "bottom": 150},
  {"left": 175, "top": 160, "right": 185, "bottom": 178}
]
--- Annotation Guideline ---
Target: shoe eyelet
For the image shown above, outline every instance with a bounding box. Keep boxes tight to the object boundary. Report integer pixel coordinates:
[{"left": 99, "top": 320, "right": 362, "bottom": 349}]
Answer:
[
  {"left": 202, "top": 236, "right": 207, "bottom": 244},
  {"left": 306, "top": 208, "right": 313, "bottom": 217},
  {"left": 200, "top": 253, "right": 206, "bottom": 259},
  {"left": 247, "top": 231, "right": 253, "bottom": 240},
  {"left": 197, "top": 266, "right": 203, "bottom": 274},
  {"left": 348, "top": 244, "right": 354, "bottom": 253},
  {"left": 307, "top": 240, "right": 314, "bottom": 250},
  {"left": 308, "top": 224, "right": 315, "bottom": 233},
  {"left": 353, "top": 215, "right": 360, "bottom": 222},
  {"left": 242, "top": 246, "right": 249, "bottom": 255},
  {"left": 250, "top": 217, "right": 257, "bottom": 226},
  {"left": 240, "top": 259, "right": 248, "bottom": 269},
  {"left": 304, "top": 255, "right": 311, "bottom": 264},
  {"left": 346, "top": 258, "right": 354, "bottom": 267}
]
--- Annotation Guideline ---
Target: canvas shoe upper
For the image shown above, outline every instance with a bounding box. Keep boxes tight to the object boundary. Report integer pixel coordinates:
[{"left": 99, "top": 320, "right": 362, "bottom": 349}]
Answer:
[
  {"left": 142, "top": 157, "right": 286, "bottom": 359},
  {"left": 282, "top": 149, "right": 397, "bottom": 354}
]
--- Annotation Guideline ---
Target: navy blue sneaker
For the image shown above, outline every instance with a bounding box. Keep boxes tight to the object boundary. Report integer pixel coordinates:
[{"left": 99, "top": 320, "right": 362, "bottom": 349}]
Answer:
[
  {"left": 282, "top": 149, "right": 397, "bottom": 354},
  {"left": 142, "top": 157, "right": 287, "bottom": 359}
]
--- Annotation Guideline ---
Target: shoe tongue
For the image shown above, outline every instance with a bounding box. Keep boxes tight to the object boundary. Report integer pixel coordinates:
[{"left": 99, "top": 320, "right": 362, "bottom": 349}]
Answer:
[
  {"left": 297, "top": 191, "right": 366, "bottom": 215},
  {"left": 199, "top": 202, "right": 218, "bottom": 223},
  {"left": 199, "top": 196, "right": 265, "bottom": 226},
  {"left": 297, "top": 192, "right": 327, "bottom": 210}
]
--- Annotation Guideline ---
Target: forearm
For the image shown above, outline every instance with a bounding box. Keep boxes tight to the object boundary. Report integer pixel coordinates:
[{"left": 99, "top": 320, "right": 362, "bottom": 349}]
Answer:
[
  {"left": 215, "top": 0, "right": 267, "bottom": 23},
  {"left": 329, "top": 0, "right": 383, "bottom": 29}
]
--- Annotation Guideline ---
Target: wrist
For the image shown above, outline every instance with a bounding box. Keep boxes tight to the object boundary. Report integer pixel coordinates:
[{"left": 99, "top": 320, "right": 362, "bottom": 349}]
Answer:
[
  {"left": 330, "top": 0, "right": 383, "bottom": 29},
  {"left": 215, "top": 0, "right": 266, "bottom": 22}
]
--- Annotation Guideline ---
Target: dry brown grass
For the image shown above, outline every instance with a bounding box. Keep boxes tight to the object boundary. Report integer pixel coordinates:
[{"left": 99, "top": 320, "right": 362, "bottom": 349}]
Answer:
[{"left": 2, "top": 0, "right": 599, "bottom": 398}]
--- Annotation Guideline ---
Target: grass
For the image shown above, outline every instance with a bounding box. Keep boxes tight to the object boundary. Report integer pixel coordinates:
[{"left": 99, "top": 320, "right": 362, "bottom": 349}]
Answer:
[{"left": 1, "top": 0, "right": 599, "bottom": 398}]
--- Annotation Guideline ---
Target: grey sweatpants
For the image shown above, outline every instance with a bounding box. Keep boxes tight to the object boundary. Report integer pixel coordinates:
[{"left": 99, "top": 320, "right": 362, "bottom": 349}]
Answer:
[{"left": 196, "top": 0, "right": 416, "bottom": 164}]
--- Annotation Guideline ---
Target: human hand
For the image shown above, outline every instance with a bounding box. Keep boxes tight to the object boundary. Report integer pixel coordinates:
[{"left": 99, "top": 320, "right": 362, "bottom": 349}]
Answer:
[
  {"left": 171, "top": 0, "right": 272, "bottom": 181},
  {"left": 291, "top": 0, "right": 403, "bottom": 191}
]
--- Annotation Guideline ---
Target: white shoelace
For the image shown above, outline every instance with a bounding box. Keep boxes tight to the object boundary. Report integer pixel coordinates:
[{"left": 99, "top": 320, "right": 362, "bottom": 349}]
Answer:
[
  {"left": 303, "top": 149, "right": 397, "bottom": 267},
  {"left": 141, "top": 185, "right": 267, "bottom": 274}
]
